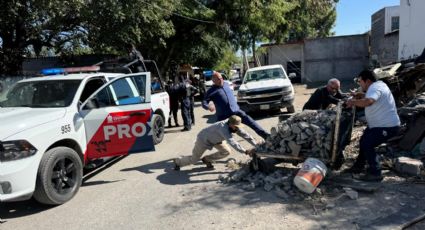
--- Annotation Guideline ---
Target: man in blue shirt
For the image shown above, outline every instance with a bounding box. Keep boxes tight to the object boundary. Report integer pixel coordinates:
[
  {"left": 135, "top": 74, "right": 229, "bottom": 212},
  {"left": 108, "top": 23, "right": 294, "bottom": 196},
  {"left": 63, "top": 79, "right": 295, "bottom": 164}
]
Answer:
[{"left": 202, "top": 71, "right": 269, "bottom": 139}]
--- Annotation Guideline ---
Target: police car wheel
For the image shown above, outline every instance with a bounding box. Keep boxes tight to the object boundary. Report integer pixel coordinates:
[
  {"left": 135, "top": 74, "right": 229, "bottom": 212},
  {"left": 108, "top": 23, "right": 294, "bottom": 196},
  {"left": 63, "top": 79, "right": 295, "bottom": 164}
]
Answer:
[
  {"left": 33, "top": 147, "right": 83, "bottom": 205},
  {"left": 152, "top": 114, "right": 164, "bottom": 145},
  {"left": 287, "top": 105, "right": 295, "bottom": 113}
]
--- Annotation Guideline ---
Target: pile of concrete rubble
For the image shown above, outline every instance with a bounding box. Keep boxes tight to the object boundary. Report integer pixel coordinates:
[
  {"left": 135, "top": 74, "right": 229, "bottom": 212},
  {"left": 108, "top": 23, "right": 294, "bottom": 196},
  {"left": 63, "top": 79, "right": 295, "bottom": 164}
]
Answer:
[{"left": 256, "top": 110, "right": 337, "bottom": 160}]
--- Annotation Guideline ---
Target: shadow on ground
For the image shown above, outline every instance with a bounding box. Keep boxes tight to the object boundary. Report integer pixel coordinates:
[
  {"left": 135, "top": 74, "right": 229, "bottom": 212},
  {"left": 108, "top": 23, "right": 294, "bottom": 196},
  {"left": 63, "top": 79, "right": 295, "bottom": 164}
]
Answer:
[{"left": 121, "top": 159, "right": 223, "bottom": 185}]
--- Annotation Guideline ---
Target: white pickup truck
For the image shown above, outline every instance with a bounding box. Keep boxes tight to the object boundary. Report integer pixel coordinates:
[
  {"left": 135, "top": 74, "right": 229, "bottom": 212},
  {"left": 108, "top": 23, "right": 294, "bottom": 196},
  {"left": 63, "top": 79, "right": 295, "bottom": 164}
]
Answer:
[
  {"left": 237, "top": 64, "right": 295, "bottom": 113},
  {"left": 0, "top": 66, "right": 169, "bottom": 205}
]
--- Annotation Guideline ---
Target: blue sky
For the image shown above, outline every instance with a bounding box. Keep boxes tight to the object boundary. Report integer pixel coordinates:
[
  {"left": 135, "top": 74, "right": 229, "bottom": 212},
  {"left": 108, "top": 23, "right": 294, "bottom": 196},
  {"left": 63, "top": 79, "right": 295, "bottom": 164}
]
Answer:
[{"left": 333, "top": 0, "right": 400, "bottom": 36}]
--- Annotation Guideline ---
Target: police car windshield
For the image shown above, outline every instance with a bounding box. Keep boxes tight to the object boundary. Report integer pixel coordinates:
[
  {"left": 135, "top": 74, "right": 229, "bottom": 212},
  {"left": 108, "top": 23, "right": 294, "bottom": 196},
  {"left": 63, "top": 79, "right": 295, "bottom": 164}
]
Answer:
[
  {"left": 1, "top": 80, "right": 81, "bottom": 108},
  {"left": 244, "top": 68, "right": 286, "bottom": 83}
]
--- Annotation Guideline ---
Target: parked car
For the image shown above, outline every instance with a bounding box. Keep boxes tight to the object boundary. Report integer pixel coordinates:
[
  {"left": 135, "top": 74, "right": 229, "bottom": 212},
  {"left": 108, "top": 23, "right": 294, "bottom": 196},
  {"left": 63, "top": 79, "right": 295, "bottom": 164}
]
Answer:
[{"left": 237, "top": 64, "right": 295, "bottom": 113}]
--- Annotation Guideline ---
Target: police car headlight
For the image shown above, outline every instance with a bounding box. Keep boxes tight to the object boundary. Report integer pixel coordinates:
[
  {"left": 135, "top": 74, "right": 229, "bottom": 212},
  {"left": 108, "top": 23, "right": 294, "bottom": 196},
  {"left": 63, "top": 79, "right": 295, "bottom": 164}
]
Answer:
[{"left": 0, "top": 140, "right": 37, "bottom": 162}]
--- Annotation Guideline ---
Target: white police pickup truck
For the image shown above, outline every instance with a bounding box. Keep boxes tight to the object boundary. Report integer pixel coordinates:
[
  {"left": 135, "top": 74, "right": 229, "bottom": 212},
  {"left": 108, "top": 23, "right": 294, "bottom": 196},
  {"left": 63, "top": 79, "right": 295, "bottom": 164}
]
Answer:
[
  {"left": 237, "top": 64, "right": 295, "bottom": 113},
  {"left": 0, "top": 66, "right": 169, "bottom": 205}
]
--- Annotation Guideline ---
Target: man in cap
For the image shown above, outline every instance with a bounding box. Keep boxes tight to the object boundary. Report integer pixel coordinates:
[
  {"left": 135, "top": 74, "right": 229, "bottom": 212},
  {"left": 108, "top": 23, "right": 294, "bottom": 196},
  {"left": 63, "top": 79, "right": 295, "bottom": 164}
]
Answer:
[{"left": 173, "top": 115, "right": 257, "bottom": 170}]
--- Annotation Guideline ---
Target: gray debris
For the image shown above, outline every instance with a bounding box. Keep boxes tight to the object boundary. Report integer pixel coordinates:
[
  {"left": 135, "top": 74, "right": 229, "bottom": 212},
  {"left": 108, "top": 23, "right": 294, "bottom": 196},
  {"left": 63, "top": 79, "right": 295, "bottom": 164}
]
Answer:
[
  {"left": 264, "top": 183, "right": 274, "bottom": 192},
  {"left": 394, "top": 157, "right": 423, "bottom": 176},
  {"left": 343, "top": 187, "right": 359, "bottom": 200},
  {"left": 257, "top": 110, "right": 338, "bottom": 159}
]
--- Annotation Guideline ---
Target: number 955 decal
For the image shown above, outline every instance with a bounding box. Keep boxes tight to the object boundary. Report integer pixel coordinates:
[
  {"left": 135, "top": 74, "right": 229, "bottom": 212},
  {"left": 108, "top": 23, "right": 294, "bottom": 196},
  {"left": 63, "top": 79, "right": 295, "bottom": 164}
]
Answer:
[{"left": 61, "top": 124, "right": 72, "bottom": 134}]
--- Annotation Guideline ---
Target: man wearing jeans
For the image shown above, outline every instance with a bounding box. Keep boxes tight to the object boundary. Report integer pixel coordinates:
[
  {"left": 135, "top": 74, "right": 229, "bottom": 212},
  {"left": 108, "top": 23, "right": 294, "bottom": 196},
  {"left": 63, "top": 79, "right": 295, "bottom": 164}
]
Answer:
[
  {"left": 346, "top": 70, "right": 400, "bottom": 181},
  {"left": 202, "top": 71, "right": 269, "bottom": 139},
  {"left": 173, "top": 115, "right": 256, "bottom": 170}
]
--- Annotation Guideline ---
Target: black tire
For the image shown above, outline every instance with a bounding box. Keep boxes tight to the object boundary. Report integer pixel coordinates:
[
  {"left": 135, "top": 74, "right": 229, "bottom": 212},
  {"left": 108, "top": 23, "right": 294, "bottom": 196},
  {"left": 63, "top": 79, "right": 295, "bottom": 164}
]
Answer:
[
  {"left": 287, "top": 105, "right": 295, "bottom": 113},
  {"left": 152, "top": 114, "right": 165, "bottom": 145},
  {"left": 33, "top": 147, "right": 83, "bottom": 205}
]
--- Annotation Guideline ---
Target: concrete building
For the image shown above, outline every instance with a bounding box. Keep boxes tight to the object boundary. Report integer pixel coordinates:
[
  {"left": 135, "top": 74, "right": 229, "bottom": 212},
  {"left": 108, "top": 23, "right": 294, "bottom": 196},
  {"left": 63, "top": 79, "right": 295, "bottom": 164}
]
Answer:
[
  {"left": 399, "top": 0, "right": 425, "bottom": 61},
  {"left": 370, "top": 6, "right": 400, "bottom": 65},
  {"left": 262, "top": 42, "right": 303, "bottom": 83},
  {"left": 262, "top": 34, "right": 369, "bottom": 84}
]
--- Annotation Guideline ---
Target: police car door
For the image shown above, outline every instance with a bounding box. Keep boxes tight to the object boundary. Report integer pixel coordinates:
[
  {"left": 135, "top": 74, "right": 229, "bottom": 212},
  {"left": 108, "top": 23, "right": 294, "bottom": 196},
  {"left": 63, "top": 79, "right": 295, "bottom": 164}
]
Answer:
[{"left": 80, "top": 73, "right": 154, "bottom": 161}]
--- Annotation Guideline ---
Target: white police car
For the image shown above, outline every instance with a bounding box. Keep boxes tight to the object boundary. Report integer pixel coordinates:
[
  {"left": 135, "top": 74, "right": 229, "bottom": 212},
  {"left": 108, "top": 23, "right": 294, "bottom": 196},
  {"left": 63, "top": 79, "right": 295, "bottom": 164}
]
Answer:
[{"left": 0, "top": 66, "right": 169, "bottom": 205}]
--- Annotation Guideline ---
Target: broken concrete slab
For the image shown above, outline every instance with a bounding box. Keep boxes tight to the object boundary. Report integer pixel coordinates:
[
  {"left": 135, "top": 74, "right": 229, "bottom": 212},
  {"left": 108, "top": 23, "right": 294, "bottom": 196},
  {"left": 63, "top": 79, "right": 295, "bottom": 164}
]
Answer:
[{"left": 394, "top": 157, "right": 423, "bottom": 176}]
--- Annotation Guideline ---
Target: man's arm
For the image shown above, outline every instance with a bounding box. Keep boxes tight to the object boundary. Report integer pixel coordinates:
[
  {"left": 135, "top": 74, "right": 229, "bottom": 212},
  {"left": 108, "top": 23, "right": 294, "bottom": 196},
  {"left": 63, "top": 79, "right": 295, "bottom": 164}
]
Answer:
[
  {"left": 226, "top": 136, "right": 247, "bottom": 154},
  {"left": 346, "top": 97, "right": 375, "bottom": 108},
  {"left": 236, "top": 128, "right": 257, "bottom": 146},
  {"left": 201, "top": 88, "right": 211, "bottom": 110}
]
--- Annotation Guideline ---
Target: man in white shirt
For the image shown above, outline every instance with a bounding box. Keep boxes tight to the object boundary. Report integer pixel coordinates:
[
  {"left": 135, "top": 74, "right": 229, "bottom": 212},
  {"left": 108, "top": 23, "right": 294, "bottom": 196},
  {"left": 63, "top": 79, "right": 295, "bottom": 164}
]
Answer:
[
  {"left": 346, "top": 70, "right": 400, "bottom": 181},
  {"left": 173, "top": 115, "right": 256, "bottom": 170}
]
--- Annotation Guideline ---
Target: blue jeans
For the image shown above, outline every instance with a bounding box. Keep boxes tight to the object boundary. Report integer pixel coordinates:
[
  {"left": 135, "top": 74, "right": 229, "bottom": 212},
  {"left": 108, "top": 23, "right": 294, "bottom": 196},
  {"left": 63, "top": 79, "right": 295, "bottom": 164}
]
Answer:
[{"left": 355, "top": 126, "right": 399, "bottom": 175}]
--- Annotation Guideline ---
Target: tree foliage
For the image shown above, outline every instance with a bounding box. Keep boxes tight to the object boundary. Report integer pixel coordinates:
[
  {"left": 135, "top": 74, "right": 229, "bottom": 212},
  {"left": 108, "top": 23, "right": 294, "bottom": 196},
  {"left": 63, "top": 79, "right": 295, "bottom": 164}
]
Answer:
[
  {"left": 0, "top": 0, "right": 86, "bottom": 74},
  {"left": 0, "top": 0, "right": 338, "bottom": 75}
]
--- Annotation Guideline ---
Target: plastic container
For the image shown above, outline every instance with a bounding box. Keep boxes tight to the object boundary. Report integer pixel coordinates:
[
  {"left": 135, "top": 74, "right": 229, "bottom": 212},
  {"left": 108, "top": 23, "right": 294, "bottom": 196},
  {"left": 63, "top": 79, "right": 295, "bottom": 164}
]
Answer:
[{"left": 293, "top": 158, "right": 327, "bottom": 194}]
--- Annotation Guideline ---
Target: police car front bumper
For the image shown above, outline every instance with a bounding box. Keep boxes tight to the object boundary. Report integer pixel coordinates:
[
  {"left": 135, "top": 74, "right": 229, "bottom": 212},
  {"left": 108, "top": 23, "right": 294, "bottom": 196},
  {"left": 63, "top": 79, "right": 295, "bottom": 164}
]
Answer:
[{"left": 0, "top": 156, "right": 40, "bottom": 202}]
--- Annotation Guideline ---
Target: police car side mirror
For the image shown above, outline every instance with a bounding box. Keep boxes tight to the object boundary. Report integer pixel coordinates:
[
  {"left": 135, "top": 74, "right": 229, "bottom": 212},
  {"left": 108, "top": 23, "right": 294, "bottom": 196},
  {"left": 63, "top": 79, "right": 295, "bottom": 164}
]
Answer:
[{"left": 288, "top": 73, "right": 296, "bottom": 79}]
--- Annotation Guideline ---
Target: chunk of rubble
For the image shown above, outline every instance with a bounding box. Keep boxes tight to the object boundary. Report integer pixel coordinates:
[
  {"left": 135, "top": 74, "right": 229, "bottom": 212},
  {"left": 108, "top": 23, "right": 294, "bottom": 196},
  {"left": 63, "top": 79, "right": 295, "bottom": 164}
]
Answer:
[
  {"left": 394, "top": 157, "right": 423, "bottom": 176},
  {"left": 343, "top": 187, "right": 359, "bottom": 200},
  {"left": 256, "top": 110, "right": 341, "bottom": 159}
]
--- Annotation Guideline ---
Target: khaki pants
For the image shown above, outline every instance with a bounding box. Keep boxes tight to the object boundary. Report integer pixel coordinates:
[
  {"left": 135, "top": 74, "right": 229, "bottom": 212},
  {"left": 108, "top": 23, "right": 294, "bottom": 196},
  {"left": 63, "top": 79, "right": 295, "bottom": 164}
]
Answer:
[{"left": 175, "top": 140, "right": 232, "bottom": 167}]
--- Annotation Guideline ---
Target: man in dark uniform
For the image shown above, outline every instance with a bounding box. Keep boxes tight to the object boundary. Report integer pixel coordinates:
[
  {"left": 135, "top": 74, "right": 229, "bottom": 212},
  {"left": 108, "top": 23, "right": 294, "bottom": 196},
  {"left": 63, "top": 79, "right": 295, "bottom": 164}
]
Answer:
[
  {"left": 187, "top": 79, "right": 199, "bottom": 125},
  {"left": 176, "top": 76, "right": 192, "bottom": 131},
  {"left": 303, "top": 78, "right": 346, "bottom": 110},
  {"left": 202, "top": 71, "right": 269, "bottom": 139},
  {"left": 166, "top": 80, "right": 180, "bottom": 127}
]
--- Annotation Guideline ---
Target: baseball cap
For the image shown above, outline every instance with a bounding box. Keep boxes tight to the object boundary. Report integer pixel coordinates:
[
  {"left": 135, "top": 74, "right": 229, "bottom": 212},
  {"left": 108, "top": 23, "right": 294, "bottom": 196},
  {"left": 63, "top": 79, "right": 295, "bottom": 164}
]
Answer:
[{"left": 228, "top": 115, "right": 244, "bottom": 128}]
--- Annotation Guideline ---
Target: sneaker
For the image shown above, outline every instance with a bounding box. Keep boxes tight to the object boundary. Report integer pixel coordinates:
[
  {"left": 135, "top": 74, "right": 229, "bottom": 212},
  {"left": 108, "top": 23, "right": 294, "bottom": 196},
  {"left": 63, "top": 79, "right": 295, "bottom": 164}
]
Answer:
[
  {"left": 353, "top": 173, "right": 383, "bottom": 182},
  {"left": 173, "top": 159, "right": 180, "bottom": 171},
  {"left": 181, "top": 128, "right": 190, "bottom": 132},
  {"left": 201, "top": 157, "right": 214, "bottom": 169}
]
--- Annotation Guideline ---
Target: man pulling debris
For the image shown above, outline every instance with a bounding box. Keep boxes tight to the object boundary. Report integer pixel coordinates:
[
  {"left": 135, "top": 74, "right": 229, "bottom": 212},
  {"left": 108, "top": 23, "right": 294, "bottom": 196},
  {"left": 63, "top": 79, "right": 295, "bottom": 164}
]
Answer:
[
  {"left": 202, "top": 71, "right": 269, "bottom": 139},
  {"left": 173, "top": 115, "right": 256, "bottom": 170},
  {"left": 346, "top": 70, "right": 400, "bottom": 181},
  {"left": 303, "top": 78, "right": 346, "bottom": 110}
]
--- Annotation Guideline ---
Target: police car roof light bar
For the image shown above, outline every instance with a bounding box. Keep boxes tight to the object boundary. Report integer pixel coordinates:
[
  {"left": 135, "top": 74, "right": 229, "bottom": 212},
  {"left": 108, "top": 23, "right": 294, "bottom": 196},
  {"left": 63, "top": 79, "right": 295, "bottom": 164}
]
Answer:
[{"left": 41, "top": 66, "right": 100, "bottom": 75}]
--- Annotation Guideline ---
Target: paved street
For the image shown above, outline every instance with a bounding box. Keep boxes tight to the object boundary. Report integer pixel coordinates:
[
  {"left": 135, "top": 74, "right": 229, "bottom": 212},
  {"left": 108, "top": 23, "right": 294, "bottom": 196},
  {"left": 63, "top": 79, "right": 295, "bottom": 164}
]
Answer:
[{"left": 0, "top": 85, "right": 315, "bottom": 230}]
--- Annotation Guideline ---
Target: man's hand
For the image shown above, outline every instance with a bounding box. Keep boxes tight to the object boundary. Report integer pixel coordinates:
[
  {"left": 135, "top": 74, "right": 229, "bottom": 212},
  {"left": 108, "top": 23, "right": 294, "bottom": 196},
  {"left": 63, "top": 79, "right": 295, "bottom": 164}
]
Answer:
[
  {"left": 208, "top": 103, "right": 215, "bottom": 112},
  {"left": 245, "top": 148, "right": 255, "bottom": 157},
  {"left": 346, "top": 99, "right": 354, "bottom": 108},
  {"left": 350, "top": 91, "right": 365, "bottom": 99}
]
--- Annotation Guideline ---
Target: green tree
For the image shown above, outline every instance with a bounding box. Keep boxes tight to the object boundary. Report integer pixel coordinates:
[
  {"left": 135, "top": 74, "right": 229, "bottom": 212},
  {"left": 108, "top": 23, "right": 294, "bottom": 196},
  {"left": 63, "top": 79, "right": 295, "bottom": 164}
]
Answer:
[
  {"left": 83, "top": 0, "right": 177, "bottom": 56},
  {"left": 275, "top": 0, "right": 338, "bottom": 42},
  {"left": 210, "top": 0, "right": 337, "bottom": 66},
  {"left": 0, "top": 0, "right": 86, "bottom": 75},
  {"left": 213, "top": 45, "right": 240, "bottom": 74}
]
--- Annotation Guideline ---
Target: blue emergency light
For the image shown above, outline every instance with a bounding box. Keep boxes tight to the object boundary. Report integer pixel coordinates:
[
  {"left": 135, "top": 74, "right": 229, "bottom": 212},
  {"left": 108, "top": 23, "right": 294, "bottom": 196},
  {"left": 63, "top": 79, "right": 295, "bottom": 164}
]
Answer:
[
  {"left": 41, "top": 68, "right": 65, "bottom": 75},
  {"left": 203, "top": 70, "right": 213, "bottom": 76}
]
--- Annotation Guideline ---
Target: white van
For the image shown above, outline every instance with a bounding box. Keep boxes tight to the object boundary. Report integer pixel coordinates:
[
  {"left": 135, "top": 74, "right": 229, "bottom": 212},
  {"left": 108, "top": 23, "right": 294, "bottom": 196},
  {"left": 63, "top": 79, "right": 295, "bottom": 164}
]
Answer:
[{"left": 237, "top": 64, "right": 295, "bottom": 113}]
